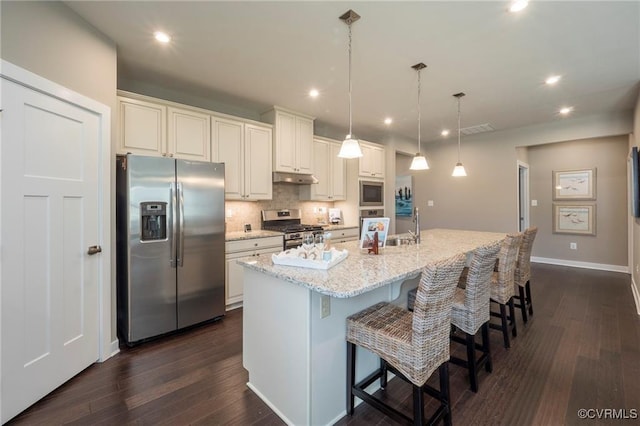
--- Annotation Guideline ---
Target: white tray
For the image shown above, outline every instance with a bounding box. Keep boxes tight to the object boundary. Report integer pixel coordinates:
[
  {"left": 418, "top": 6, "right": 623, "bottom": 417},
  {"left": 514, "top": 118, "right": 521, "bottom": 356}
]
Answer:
[{"left": 271, "top": 247, "right": 348, "bottom": 270}]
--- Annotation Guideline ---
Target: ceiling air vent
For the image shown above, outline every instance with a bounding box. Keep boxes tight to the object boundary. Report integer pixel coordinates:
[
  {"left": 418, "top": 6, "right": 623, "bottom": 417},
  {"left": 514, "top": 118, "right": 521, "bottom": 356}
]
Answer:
[{"left": 460, "top": 123, "right": 494, "bottom": 135}]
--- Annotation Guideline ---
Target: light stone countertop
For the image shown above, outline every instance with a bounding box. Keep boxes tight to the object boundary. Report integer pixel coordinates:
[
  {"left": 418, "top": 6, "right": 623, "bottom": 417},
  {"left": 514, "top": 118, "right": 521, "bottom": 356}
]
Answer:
[
  {"left": 226, "top": 230, "right": 283, "bottom": 242},
  {"left": 238, "top": 228, "right": 506, "bottom": 298}
]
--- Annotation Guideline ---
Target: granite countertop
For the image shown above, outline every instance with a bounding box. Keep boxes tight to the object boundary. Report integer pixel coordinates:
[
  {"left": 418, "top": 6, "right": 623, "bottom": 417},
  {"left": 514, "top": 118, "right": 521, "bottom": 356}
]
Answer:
[
  {"left": 226, "top": 229, "right": 283, "bottom": 242},
  {"left": 238, "top": 228, "right": 505, "bottom": 298}
]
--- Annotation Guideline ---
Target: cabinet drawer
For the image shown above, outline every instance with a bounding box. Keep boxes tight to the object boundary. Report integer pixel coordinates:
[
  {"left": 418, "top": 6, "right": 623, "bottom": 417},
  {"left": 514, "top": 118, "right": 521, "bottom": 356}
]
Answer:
[
  {"left": 332, "top": 228, "right": 359, "bottom": 239},
  {"left": 226, "top": 236, "right": 283, "bottom": 253}
]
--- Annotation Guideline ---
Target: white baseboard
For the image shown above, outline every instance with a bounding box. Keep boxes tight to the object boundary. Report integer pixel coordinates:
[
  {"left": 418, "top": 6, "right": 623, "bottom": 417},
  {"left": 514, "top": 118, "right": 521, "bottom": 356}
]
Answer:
[
  {"left": 632, "top": 277, "right": 640, "bottom": 316},
  {"left": 225, "top": 301, "right": 243, "bottom": 311},
  {"left": 110, "top": 339, "right": 120, "bottom": 357},
  {"left": 532, "top": 256, "right": 630, "bottom": 273}
]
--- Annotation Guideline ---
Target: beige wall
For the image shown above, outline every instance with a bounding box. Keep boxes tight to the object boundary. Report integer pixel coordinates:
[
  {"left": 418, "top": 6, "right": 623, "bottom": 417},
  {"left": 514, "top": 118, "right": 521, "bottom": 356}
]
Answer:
[
  {"left": 410, "top": 111, "right": 634, "bottom": 268},
  {"left": 1, "top": 0, "right": 118, "bottom": 340},
  {"left": 528, "top": 137, "right": 629, "bottom": 267}
]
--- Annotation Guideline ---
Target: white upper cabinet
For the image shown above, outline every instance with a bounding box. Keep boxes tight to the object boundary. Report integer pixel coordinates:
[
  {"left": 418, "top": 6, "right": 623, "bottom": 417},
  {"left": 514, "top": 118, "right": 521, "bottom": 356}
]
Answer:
[
  {"left": 261, "top": 107, "right": 314, "bottom": 174},
  {"left": 168, "top": 107, "right": 211, "bottom": 161},
  {"left": 213, "top": 117, "right": 272, "bottom": 201},
  {"left": 244, "top": 124, "right": 273, "bottom": 200},
  {"left": 359, "top": 141, "right": 385, "bottom": 179},
  {"left": 118, "top": 96, "right": 167, "bottom": 156},
  {"left": 300, "top": 138, "right": 346, "bottom": 201},
  {"left": 118, "top": 93, "right": 209, "bottom": 161}
]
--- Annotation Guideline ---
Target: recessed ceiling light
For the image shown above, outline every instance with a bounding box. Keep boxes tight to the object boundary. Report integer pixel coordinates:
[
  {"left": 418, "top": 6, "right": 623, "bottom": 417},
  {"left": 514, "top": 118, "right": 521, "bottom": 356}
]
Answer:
[
  {"left": 441, "top": 129, "right": 450, "bottom": 137},
  {"left": 384, "top": 117, "right": 393, "bottom": 125},
  {"left": 559, "top": 106, "right": 574, "bottom": 115},
  {"left": 309, "top": 89, "right": 319, "bottom": 98},
  {"left": 154, "top": 31, "right": 171, "bottom": 43},
  {"left": 509, "top": 0, "right": 529, "bottom": 13},
  {"left": 545, "top": 75, "right": 562, "bottom": 85}
]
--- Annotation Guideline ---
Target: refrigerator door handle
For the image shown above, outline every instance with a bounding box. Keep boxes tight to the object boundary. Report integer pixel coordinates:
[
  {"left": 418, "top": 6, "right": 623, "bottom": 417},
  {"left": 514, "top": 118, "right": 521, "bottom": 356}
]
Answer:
[
  {"left": 177, "top": 182, "right": 185, "bottom": 267},
  {"left": 169, "top": 182, "right": 177, "bottom": 268}
]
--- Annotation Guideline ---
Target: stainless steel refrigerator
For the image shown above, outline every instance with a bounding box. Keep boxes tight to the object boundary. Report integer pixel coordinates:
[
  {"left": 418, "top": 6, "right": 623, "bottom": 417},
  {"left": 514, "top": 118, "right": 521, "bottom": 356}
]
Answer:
[{"left": 116, "top": 154, "right": 225, "bottom": 345}]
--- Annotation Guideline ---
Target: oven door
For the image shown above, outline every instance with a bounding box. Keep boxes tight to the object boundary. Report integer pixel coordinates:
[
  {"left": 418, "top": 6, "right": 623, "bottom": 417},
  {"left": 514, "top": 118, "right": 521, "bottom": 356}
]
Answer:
[{"left": 284, "top": 238, "right": 302, "bottom": 250}]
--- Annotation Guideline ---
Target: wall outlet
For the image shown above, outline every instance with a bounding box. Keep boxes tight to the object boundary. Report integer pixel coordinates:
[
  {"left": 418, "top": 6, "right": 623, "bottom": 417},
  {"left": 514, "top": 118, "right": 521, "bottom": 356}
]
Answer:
[
  {"left": 320, "top": 295, "right": 331, "bottom": 318},
  {"left": 427, "top": 200, "right": 434, "bottom": 207},
  {"left": 531, "top": 200, "right": 538, "bottom": 206},
  {"left": 636, "top": 264, "right": 639, "bottom": 274},
  {"left": 226, "top": 208, "right": 234, "bottom": 218},
  {"left": 570, "top": 242, "right": 577, "bottom": 250}
]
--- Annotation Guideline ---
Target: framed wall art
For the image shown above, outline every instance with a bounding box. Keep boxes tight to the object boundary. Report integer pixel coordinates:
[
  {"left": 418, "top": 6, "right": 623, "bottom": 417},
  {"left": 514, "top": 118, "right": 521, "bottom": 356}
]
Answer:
[
  {"left": 553, "top": 168, "right": 596, "bottom": 200},
  {"left": 360, "top": 217, "right": 390, "bottom": 249},
  {"left": 552, "top": 203, "right": 596, "bottom": 235}
]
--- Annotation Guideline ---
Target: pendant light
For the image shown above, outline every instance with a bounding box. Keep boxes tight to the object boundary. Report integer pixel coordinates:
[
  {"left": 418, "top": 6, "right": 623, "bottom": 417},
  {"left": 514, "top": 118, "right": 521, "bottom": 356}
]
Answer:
[
  {"left": 409, "top": 63, "right": 429, "bottom": 170},
  {"left": 337, "top": 10, "right": 363, "bottom": 159},
  {"left": 452, "top": 92, "right": 467, "bottom": 177}
]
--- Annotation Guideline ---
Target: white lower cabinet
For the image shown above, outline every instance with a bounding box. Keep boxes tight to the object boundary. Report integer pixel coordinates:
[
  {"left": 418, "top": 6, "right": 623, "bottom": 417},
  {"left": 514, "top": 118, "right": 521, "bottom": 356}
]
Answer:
[
  {"left": 331, "top": 227, "right": 359, "bottom": 243},
  {"left": 225, "top": 236, "right": 283, "bottom": 307}
]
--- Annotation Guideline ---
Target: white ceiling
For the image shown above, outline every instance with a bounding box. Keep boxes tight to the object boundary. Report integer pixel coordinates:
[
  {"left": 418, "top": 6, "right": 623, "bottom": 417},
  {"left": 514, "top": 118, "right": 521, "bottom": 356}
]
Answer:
[{"left": 66, "top": 1, "right": 640, "bottom": 145}]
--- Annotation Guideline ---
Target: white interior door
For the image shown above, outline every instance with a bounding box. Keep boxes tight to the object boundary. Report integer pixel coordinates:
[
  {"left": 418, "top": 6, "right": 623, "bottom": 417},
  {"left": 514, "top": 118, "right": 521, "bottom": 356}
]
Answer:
[{"left": 1, "top": 77, "right": 101, "bottom": 422}]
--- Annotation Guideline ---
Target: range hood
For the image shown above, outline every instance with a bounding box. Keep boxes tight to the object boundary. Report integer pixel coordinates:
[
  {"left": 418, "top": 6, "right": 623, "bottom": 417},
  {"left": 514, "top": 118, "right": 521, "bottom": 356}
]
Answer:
[{"left": 272, "top": 171, "right": 318, "bottom": 185}]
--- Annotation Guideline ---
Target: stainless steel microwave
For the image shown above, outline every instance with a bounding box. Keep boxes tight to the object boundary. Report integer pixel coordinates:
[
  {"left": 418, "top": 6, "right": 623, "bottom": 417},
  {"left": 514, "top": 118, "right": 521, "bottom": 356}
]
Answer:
[{"left": 359, "top": 180, "right": 384, "bottom": 206}]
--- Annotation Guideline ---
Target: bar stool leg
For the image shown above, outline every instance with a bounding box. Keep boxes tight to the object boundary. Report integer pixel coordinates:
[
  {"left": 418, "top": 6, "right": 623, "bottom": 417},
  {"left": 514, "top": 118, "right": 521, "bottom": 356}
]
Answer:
[
  {"left": 466, "top": 333, "right": 478, "bottom": 393},
  {"left": 526, "top": 280, "right": 534, "bottom": 316},
  {"left": 346, "top": 342, "right": 356, "bottom": 415},
  {"left": 413, "top": 384, "right": 425, "bottom": 424},
  {"left": 509, "top": 297, "right": 518, "bottom": 337},
  {"left": 380, "top": 358, "right": 388, "bottom": 389},
  {"left": 499, "top": 303, "right": 510, "bottom": 349},
  {"left": 482, "top": 322, "right": 492, "bottom": 373},
  {"left": 439, "top": 363, "right": 452, "bottom": 426},
  {"left": 518, "top": 286, "right": 528, "bottom": 323}
]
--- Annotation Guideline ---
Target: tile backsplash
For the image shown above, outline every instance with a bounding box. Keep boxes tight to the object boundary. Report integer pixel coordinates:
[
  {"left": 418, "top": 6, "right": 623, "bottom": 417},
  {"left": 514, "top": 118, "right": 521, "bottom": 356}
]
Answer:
[{"left": 225, "top": 183, "right": 334, "bottom": 232}]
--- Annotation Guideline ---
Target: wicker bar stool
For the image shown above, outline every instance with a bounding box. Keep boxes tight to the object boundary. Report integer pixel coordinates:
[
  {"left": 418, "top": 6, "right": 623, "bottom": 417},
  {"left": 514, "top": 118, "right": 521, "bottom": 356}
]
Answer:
[
  {"left": 450, "top": 242, "right": 501, "bottom": 393},
  {"left": 513, "top": 227, "right": 537, "bottom": 323},
  {"left": 346, "top": 254, "right": 466, "bottom": 425},
  {"left": 488, "top": 233, "right": 523, "bottom": 349}
]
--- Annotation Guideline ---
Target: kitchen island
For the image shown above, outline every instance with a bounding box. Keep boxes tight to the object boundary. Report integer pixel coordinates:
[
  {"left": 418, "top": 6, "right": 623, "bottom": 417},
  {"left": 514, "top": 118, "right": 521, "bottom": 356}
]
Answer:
[{"left": 239, "top": 228, "right": 505, "bottom": 426}]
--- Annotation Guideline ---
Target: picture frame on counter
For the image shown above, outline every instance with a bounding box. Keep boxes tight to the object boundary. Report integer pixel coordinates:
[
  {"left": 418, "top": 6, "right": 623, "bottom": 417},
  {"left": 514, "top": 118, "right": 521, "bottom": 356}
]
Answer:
[
  {"left": 360, "top": 217, "right": 390, "bottom": 249},
  {"left": 552, "top": 168, "right": 596, "bottom": 200},
  {"left": 552, "top": 203, "right": 596, "bottom": 236}
]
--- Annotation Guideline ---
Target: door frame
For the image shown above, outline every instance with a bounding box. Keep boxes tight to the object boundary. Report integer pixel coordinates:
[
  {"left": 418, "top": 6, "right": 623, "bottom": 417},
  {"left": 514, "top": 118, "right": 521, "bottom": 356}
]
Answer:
[
  {"left": 517, "top": 160, "right": 530, "bottom": 231},
  {"left": 0, "top": 60, "right": 113, "bottom": 364}
]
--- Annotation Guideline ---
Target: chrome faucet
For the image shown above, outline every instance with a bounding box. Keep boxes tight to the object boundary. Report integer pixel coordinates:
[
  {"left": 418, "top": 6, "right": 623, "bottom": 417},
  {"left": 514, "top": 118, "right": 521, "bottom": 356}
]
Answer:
[{"left": 408, "top": 207, "right": 420, "bottom": 244}]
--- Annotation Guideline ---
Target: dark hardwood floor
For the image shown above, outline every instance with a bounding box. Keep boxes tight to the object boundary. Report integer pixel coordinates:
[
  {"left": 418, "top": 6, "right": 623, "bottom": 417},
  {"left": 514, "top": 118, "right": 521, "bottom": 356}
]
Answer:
[{"left": 9, "top": 264, "right": 640, "bottom": 425}]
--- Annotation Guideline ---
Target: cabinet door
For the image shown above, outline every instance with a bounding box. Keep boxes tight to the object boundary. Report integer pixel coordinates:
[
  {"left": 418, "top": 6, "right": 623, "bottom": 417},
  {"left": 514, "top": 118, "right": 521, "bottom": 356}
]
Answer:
[
  {"left": 311, "top": 139, "right": 330, "bottom": 200},
  {"left": 274, "top": 111, "right": 297, "bottom": 173},
  {"left": 359, "top": 143, "right": 385, "bottom": 178},
  {"left": 296, "top": 116, "right": 314, "bottom": 174},
  {"left": 371, "top": 145, "right": 385, "bottom": 178},
  {"left": 226, "top": 253, "right": 245, "bottom": 306},
  {"left": 118, "top": 97, "right": 166, "bottom": 156},
  {"left": 168, "top": 107, "right": 211, "bottom": 161},
  {"left": 226, "top": 246, "right": 282, "bottom": 307},
  {"left": 245, "top": 124, "right": 273, "bottom": 200},
  {"left": 329, "top": 142, "right": 347, "bottom": 200},
  {"left": 214, "top": 118, "right": 244, "bottom": 200}
]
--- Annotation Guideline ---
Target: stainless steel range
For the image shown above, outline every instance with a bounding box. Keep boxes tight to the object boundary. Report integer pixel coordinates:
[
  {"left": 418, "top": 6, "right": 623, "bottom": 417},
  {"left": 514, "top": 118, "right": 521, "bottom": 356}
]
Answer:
[{"left": 262, "top": 209, "right": 324, "bottom": 250}]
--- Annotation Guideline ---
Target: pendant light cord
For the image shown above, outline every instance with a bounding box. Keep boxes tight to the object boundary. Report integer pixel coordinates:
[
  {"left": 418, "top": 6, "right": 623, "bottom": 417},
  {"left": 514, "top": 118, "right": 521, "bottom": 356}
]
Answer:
[
  {"left": 417, "top": 68, "right": 421, "bottom": 153},
  {"left": 457, "top": 96, "right": 462, "bottom": 162},
  {"left": 348, "top": 23, "right": 353, "bottom": 137}
]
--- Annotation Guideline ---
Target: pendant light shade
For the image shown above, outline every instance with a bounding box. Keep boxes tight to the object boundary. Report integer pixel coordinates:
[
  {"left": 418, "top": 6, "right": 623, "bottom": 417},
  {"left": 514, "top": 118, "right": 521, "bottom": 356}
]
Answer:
[
  {"left": 409, "top": 62, "right": 429, "bottom": 171},
  {"left": 452, "top": 92, "right": 467, "bottom": 177},
  {"left": 338, "top": 10, "right": 363, "bottom": 159}
]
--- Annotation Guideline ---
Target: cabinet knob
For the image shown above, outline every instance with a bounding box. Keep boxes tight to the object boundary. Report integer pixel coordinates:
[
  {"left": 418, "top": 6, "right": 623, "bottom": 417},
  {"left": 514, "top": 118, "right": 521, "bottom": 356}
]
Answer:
[{"left": 254, "top": 243, "right": 258, "bottom": 246}]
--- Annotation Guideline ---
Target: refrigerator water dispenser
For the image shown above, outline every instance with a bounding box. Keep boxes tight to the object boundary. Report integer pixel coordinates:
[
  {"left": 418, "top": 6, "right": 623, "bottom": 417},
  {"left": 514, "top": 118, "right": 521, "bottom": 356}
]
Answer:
[{"left": 140, "top": 202, "right": 167, "bottom": 241}]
